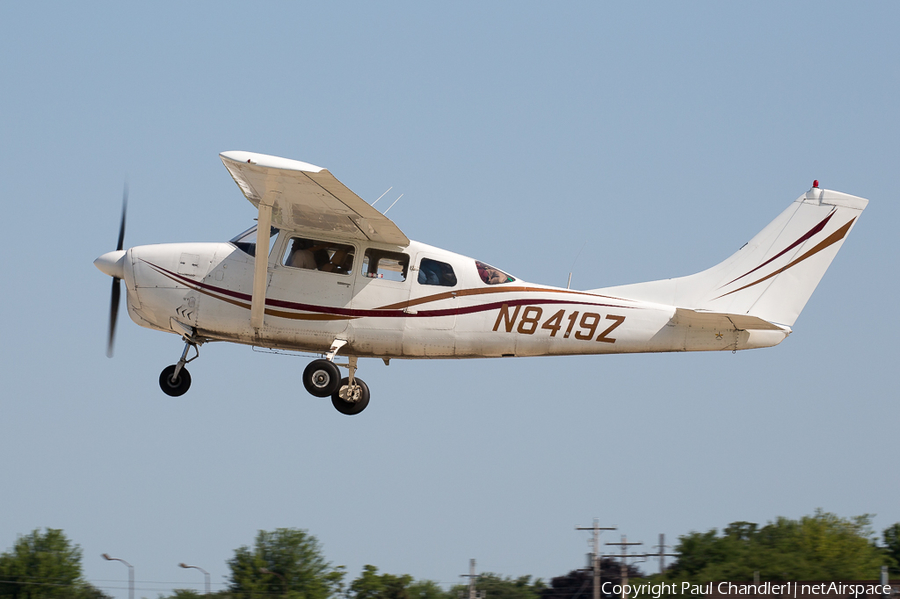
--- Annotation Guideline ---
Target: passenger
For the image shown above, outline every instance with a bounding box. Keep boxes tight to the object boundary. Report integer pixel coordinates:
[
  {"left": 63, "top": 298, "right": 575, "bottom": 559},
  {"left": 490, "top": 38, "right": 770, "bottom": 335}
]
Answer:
[
  {"left": 476, "top": 260, "right": 509, "bottom": 285},
  {"left": 287, "top": 239, "right": 316, "bottom": 269},
  {"left": 418, "top": 260, "right": 441, "bottom": 285},
  {"left": 483, "top": 268, "right": 506, "bottom": 284},
  {"left": 438, "top": 262, "right": 457, "bottom": 286}
]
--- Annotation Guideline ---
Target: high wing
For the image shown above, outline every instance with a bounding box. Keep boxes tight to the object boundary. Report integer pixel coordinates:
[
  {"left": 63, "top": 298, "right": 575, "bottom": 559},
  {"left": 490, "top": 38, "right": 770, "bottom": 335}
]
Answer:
[{"left": 220, "top": 150, "right": 409, "bottom": 246}]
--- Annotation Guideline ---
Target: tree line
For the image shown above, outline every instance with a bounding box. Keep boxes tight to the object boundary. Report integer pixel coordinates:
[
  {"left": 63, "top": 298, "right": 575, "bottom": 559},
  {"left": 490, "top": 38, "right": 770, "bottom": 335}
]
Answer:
[{"left": 1, "top": 511, "right": 898, "bottom": 599}]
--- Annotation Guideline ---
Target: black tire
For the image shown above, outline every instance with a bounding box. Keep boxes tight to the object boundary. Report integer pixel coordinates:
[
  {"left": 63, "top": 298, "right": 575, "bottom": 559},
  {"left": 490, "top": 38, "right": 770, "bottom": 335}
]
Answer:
[
  {"left": 159, "top": 364, "right": 191, "bottom": 397},
  {"left": 331, "top": 377, "right": 370, "bottom": 415},
  {"left": 302, "top": 359, "right": 341, "bottom": 397}
]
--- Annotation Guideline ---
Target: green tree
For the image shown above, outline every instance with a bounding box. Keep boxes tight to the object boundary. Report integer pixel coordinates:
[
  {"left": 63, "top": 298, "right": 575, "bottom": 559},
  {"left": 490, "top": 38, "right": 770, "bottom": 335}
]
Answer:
[
  {"left": 227, "top": 528, "right": 345, "bottom": 599},
  {"left": 661, "top": 510, "right": 888, "bottom": 583},
  {"left": 349, "top": 565, "right": 413, "bottom": 599},
  {"left": 883, "top": 523, "right": 900, "bottom": 575},
  {"left": 450, "top": 574, "right": 545, "bottom": 599},
  {"left": 542, "top": 559, "right": 644, "bottom": 599},
  {"left": 0, "top": 529, "right": 111, "bottom": 599},
  {"left": 406, "top": 580, "right": 448, "bottom": 599}
]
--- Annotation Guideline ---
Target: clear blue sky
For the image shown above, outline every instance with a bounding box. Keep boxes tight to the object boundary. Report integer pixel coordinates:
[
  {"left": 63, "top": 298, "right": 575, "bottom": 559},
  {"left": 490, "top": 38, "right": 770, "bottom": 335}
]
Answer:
[{"left": 1, "top": 2, "right": 897, "bottom": 597}]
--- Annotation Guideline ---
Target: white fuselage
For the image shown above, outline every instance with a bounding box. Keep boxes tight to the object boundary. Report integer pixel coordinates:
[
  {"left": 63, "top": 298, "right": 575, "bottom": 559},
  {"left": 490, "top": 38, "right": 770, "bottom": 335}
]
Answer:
[{"left": 120, "top": 231, "right": 788, "bottom": 359}]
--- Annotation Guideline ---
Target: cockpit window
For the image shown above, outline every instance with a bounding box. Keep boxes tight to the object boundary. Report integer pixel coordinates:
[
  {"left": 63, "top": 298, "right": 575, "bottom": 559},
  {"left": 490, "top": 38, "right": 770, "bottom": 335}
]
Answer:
[
  {"left": 475, "top": 260, "right": 515, "bottom": 285},
  {"left": 229, "top": 225, "right": 279, "bottom": 257},
  {"left": 417, "top": 258, "right": 457, "bottom": 287},
  {"left": 363, "top": 249, "right": 409, "bottom": 282},
  {"left": 283, "top": 237, "right": 354, "bottom": 274}
]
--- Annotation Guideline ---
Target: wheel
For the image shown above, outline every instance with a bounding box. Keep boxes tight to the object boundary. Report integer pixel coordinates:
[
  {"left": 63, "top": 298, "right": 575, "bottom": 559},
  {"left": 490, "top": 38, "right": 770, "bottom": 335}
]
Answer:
[
  {"left": 331, "top": 377, "right": 370, "bottom": 415},
  {"left": 303, "top": 359, "right": 341, "bottom": 397},
  {"left": 159, "top": 364, "right": 191, "bottom": 397}
]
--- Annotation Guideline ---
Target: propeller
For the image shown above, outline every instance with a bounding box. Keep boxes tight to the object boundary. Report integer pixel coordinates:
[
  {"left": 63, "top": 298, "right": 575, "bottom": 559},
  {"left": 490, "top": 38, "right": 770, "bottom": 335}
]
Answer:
[{"left": 107, "top": 186, "right": 128, "bottom": 358}]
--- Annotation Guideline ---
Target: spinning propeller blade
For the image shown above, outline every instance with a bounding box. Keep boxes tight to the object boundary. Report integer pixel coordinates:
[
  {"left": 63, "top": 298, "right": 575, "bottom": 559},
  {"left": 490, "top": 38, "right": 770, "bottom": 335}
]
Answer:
[{"left": 107, "top": 186, "right": 127, "bottom": 358}]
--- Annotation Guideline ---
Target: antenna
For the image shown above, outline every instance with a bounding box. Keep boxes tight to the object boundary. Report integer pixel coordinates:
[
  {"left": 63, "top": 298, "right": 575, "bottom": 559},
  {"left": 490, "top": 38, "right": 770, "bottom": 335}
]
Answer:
[
  {"left": 371, "top": 186, "right": 393, "bottom": 206},
  {"left": 383, "top": 193, "right": 404, "bottom": 215},
  {"left": 567, "top": 240, "right": 588, "bottom": 289}
]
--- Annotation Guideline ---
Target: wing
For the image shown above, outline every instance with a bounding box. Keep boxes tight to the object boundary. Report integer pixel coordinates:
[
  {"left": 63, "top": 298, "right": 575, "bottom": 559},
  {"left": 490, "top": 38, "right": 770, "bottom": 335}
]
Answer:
[{"left": 220, "top": 151, "right": 409, "bottom": 246}]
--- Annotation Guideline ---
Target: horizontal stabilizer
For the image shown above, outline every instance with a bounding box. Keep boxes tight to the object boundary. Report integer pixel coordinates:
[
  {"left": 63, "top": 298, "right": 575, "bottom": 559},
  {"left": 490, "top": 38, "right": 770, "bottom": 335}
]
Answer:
[
  {"left": 670, "top": 308, "right": 787, "bottom": 332},
  {"left": 655, "top": 308, "right": 791, "bottom": 351}
]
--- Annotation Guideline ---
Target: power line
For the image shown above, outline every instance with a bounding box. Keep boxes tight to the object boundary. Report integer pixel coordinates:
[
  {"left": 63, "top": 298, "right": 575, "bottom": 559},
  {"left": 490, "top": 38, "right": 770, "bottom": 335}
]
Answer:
[
  {"left": 459, "top": 558, "right": 486, "bottom": 599},
  {"left": 576, "top": 519, "right": 617, "bottom": 599},
  {"left": 605, "top": 536, "right": 642, "bottom": 599}
]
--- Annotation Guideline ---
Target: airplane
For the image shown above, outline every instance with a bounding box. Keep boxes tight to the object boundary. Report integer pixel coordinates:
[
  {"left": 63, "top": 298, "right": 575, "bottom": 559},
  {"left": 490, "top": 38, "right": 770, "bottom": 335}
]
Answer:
[{"left": 94, "top": 151, "right": 868, "bottom": 415}]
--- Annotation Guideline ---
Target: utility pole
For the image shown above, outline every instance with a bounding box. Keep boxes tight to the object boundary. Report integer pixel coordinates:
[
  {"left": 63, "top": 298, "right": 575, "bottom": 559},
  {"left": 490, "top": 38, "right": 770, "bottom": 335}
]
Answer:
[
  {"left": 652, "top": 534, "right": 678, "bottom": 575},
  {"left": 605, "top": 536, "right": 642, "bottom": 599},
  {"left": 460, "top": 559, "right": 486, "bottom": 599},
  {"left": 576, "top": 519, "right": 617, "bottom": 599}
]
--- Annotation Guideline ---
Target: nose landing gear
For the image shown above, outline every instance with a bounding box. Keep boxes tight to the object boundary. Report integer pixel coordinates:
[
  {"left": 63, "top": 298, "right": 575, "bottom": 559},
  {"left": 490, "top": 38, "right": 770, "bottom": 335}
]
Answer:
[{"left": 159, "top": 338, "right": 200, "bottom": 397}]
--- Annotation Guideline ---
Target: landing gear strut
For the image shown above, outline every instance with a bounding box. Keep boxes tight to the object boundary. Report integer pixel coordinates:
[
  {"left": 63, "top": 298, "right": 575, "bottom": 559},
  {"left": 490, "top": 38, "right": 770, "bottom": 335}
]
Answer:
[
  {"left": 159, "top": 338, "right": 199, "bottom": 397},
  {"left": 330, "top": 356, "right": 370, "bottom": 415}
]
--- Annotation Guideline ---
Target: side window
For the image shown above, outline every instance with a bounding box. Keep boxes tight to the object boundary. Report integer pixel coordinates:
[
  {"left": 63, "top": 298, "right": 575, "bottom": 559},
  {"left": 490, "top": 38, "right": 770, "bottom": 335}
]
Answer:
[
  {"left": 475, "top": 260, "right": 515, "bottom": 285},
  {"left": 417, "top": 258, "right": 457, "bottom": 287},
  {"left": 283, "top": 238, "right": 355, "bottom": 274},
  {"left": 363, "top": 250, "right": 410, "bottom": 282}
]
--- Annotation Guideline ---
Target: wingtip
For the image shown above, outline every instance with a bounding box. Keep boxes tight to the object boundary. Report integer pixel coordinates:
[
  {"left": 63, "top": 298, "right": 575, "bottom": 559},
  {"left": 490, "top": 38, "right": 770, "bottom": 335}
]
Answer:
[{"left": 220, "top": 150, "right": 324, "bottom": 173}]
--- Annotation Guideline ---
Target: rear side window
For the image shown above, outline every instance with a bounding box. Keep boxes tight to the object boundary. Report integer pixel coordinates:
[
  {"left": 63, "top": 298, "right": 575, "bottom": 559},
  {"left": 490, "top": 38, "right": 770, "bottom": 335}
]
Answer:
[
  {"left": 417, "top": 258, "right": 457, "bottom": 287},
  {"left": 363, "top": 250, "right": 409, "bottom": 282},
  {"left": 475, "top": 260, "right": 515, "bottom": 285}
]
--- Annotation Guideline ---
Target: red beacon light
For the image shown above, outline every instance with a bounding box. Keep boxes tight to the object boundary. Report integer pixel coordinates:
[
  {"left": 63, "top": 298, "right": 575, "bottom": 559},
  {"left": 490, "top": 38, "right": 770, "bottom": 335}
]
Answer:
[{"left": 813, "top": 180, "right": 819, "bottom": 188}]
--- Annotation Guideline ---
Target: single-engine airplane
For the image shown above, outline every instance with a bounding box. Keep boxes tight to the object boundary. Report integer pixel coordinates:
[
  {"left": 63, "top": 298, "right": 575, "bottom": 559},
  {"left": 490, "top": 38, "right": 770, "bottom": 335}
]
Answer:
[{"left": 94, "top": 151, "right": 868, "bottom": 415}]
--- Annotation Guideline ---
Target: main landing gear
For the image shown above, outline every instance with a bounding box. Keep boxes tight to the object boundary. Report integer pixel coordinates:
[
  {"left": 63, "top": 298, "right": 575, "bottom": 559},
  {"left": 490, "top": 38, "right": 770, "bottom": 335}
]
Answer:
[
  {"left": 301, "top": 341, "right": 370, "bottom": 415},
  {"left": 159, "top": 338, "right": 199, "bottom": 397},
  {"left": 156, "top": 335, "right": 371, "bottom": 415}
]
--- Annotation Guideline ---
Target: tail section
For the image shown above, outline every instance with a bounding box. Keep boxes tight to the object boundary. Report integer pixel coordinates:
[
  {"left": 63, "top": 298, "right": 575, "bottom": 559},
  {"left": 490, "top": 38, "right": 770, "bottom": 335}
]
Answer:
[{"left": 596, "top": 185, "right": 868, "bottom": 327}]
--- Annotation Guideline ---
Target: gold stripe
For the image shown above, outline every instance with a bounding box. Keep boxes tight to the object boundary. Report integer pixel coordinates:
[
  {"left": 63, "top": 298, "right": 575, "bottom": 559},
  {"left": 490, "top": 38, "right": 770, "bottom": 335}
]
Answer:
[
  {"left": 715, "top": 218, "right": 855, "bottom": 300},
  {"left": 376, "top": 285, "right": 630, "bottom": 311}
]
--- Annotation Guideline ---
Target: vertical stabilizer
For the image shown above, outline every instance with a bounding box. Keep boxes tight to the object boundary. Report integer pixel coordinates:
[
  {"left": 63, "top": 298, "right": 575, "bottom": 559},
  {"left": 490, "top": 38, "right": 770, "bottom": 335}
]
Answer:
[{"left": 595, "top": 185, "right": 868, "bottom": 327}]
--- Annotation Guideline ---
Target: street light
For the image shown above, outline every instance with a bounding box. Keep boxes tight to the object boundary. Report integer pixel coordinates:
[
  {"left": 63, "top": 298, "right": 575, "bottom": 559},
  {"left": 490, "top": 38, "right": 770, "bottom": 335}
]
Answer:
[
  {"left": 259, "top": 567, "right": 288, "bottom": 596},
  {"left": 179, "top": 563, "right": 210, "bottom": 596},
  {"left": 102, "top": 553, "right": 134, "bottom": 599}
]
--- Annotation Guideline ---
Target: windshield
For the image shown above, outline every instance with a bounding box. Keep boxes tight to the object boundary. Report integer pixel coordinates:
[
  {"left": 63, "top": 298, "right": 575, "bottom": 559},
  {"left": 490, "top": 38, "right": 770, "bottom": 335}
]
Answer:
[{"left": 229, "top": 225, "right": 280, "bottom": 257}]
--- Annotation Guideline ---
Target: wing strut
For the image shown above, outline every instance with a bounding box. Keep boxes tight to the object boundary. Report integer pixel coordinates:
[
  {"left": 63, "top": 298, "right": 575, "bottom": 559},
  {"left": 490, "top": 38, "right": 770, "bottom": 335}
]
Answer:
[{"left": 250, "top": 203, "right": 273, "bottom": 331}]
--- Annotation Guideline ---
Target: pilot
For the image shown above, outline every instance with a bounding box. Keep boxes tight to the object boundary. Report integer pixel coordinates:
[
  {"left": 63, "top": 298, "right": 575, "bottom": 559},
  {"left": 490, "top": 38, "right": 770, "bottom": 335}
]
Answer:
[
  {"left": 287, "top": 239, "right": 316, "bottom": 269},
  {"left": 321, "top": 249, "right": 352, "bottom": 274}
]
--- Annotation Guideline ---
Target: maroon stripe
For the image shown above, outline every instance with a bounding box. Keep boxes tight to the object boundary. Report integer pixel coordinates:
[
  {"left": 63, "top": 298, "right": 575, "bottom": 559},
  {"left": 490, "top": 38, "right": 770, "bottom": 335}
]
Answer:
[
  {"left": 721, "top": 208, "right": 835, "bottom": 288},
  {"left": 143, "top": 260, "right": 637, "bottom": 320}
]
